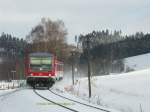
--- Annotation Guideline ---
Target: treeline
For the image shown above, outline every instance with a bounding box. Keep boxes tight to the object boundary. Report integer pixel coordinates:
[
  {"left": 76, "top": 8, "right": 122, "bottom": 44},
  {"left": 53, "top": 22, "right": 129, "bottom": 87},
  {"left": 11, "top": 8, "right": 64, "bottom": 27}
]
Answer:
[
  {"left": 0, "top": 32, "right": 26, "bottom": 56},
  {"left": 78, "top": 30, "right": 150, "bottom": 75},
  {"left": 90, "top": 32, "right": 150, "bottom": 59},
  {"left": 0, "top": 33, "right": 26, "bottom": 80}
]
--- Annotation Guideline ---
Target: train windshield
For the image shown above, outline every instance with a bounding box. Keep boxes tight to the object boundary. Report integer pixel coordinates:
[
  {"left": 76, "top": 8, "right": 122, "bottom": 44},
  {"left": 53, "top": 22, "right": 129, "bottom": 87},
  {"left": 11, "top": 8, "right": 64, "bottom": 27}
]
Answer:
[{"left": 30, "top": 56, "right": 52, "bottom": 71}]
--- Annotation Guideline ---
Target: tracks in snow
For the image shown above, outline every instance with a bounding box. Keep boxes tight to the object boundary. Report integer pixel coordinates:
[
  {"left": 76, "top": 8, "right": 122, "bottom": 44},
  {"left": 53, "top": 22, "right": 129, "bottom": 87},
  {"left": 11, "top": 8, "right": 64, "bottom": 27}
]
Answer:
[
  {"left": 33, "top": 89, "right": 79, "bottom": 112},
  {"left": 34, "top": 88, "right": 112, "bottom": 112},
  {"left": 49, "top": 89, "right": 111, "bottom": 112}
]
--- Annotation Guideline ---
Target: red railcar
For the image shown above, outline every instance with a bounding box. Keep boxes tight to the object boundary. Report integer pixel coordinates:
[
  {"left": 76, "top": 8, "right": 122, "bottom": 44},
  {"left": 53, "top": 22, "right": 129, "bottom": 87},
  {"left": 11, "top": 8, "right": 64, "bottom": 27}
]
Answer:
[{"left": 25, "top": 52, "right": 63, "bottom": 88}]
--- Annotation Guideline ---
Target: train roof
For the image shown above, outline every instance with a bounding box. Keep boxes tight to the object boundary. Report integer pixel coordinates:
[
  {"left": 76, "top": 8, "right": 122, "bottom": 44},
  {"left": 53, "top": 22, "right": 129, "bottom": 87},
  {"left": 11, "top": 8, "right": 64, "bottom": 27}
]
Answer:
[{"left": 29, "top": 52, "right": 53, "bottom": 57}]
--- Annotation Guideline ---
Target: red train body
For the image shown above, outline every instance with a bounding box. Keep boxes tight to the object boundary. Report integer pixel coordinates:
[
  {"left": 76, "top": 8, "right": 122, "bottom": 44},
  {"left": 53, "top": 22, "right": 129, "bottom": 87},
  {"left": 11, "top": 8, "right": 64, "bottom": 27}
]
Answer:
[{"left": 25, "top": 52, "right": 63, "bottom": 88}]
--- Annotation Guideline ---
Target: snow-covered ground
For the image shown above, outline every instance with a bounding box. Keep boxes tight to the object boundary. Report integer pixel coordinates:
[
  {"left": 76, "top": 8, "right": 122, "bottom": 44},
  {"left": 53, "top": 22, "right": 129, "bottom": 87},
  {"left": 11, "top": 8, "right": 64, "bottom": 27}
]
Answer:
[
  {"left": 0, "top": 89, "right": 16, "bottom": 96},
  {"left": 125, "top": 53, "right": 150, "bottom": 70},
  {"left": 54, "top": 53, "right": 150, "bottom": 112},
  {"left": 0, "top": 88, "right": 118, "bottom": 112},
  {"left": 55, "top": 69, "right": 150, "bottom": 112},
  {"left": 0, "top": 89, "right": 69, "bottom": 112},
  {"left": 0, "top": 78, "right": 117, "bottom": 112}
]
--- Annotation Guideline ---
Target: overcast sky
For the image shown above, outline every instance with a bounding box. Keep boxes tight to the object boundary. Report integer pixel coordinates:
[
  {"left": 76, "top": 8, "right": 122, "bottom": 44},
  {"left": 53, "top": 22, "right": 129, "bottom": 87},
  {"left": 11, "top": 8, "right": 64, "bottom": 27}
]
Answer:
[{"left": 0, "top": 0, "right": 150, "bottom": 44}]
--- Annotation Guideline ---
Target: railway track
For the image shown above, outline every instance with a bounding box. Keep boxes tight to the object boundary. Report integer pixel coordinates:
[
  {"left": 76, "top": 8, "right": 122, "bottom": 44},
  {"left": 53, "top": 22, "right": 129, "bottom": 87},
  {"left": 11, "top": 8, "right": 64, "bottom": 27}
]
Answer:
[
  {"left": 33, "top": 89, "right": 79, "bottom": 112},
  {"left": 34, "top": 88, "right": 113, "bottom": 112},
  {"left": 49, "top": 89, "right": 111, "bottom": 112}
]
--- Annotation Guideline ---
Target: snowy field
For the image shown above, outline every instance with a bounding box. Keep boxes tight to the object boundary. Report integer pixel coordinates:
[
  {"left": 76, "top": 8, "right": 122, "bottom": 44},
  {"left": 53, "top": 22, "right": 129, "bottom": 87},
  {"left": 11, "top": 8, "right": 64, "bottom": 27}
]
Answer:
[
  {"left": 54, "top": 53, "right": 150, "bottom": 112},
  {"left": 55, "top": 69, "right": 150, "bottom": 112},
  {"left": 125, "top": 53, "right": 150, "bottom": 70}
]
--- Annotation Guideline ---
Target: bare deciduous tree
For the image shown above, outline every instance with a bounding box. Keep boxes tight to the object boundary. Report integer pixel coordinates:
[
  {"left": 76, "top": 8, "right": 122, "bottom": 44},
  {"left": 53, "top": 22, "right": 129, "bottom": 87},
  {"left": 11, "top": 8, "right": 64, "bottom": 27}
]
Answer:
[{"left": 26, "top": 18, "right": 68, "bottom": 61}]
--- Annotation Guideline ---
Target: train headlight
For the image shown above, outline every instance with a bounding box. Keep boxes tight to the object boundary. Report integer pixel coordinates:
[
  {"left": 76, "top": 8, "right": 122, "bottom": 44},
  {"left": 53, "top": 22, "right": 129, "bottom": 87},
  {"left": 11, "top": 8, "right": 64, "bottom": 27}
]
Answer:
[
  {"left": 49, "top": 74, "right": 51, "bottom": 76},
  {"left": 30, "top": 73, "right": 33, "bottom": 76}
]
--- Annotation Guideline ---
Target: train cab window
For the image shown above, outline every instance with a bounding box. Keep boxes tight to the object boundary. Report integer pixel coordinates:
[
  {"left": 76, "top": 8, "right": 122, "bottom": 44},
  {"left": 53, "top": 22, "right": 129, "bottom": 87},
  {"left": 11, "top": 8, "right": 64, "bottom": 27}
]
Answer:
[{"left": 29, "top": 56, "right": 52, "bottom": 71}]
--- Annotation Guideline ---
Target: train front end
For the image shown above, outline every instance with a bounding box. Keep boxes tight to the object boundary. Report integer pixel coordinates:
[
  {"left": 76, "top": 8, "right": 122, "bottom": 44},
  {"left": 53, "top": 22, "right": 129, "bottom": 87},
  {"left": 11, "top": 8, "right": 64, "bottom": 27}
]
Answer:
[{"left": 26, "top": 53, "right": 55, "bottom": 88}]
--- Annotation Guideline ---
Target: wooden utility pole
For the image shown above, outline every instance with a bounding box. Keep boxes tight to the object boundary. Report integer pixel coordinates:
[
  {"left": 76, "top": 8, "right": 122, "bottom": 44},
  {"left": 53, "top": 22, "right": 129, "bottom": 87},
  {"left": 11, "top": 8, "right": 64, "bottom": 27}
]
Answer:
[
  {"left": 71, "top": 51, "right": 75, "bottom": 85},
  {"left": 86, "top": 36, "right": 91, "bottom": 98}
]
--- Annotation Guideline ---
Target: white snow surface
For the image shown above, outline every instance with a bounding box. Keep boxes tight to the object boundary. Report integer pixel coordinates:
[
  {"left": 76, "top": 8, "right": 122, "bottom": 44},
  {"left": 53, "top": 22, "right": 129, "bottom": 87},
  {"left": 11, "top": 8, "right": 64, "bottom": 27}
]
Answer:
[
  {"left": 55, "top": 69, "right": 150, "bottom": 112},
  {"left": 0, "top": 89, "right": 70, "bottom": 112},
  {"left": 125, "top": 53, "right": 150, "bottom": 70},
  {"left": 0, "top": 89, "right": 16, "bottom": 96},
  {"left": 0, "top": 88, "right": 117, "bottom": 112}
]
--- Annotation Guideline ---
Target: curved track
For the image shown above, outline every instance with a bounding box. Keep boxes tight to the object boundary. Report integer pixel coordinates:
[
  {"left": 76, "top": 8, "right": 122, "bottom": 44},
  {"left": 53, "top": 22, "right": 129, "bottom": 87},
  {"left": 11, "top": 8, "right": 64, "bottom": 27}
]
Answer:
[
  {"left": 49, "top": 89, "right": 111, "bottom": 112},
  {"left": 33, "top": 89, "right": 79, "bottom": 112}
]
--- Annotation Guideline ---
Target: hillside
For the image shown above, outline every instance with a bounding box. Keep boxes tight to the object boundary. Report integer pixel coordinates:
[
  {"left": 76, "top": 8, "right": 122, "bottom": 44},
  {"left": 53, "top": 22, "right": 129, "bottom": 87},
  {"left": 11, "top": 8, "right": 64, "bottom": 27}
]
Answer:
[
  {"left": 54, "top": 53, "right": 150, "bottom": 112},
  {"left": 125, "top": 53, "right": 150, "bottom": 70}
]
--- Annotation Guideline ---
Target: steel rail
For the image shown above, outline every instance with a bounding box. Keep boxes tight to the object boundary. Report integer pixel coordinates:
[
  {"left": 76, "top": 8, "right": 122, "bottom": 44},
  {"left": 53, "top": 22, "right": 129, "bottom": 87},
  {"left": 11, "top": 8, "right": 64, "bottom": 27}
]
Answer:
[
  {"left": 49, "top": 89, "right": 111, "bottom": 112},
  {"left": 33, "top": 89, "right": 79, "bottom": 112}
]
